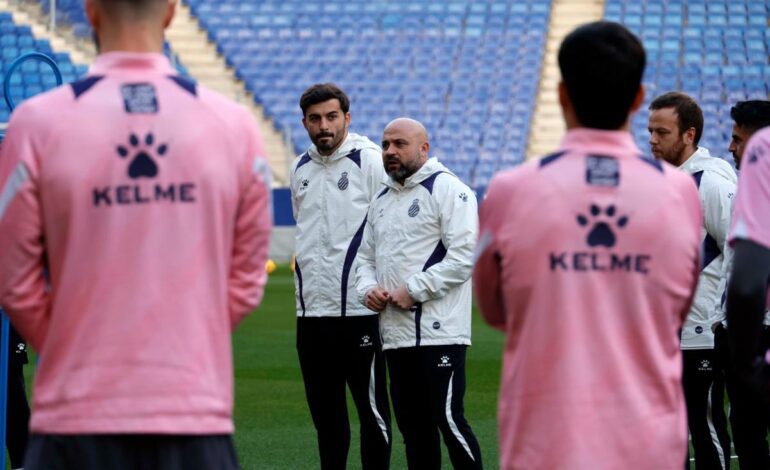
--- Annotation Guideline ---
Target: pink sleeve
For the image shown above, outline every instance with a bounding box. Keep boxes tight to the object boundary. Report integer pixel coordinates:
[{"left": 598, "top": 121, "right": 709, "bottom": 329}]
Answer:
[
  {"left": 473, "top": 173, "right": 507, "bottom": 331},
  {"left": 730, "top": 129, "right": 770, "bottom": 249},
  {"left": 0, "top": 105, "right": 50, "bottom": 350},
  {"left": 228, "top": 111, "right": 273, "bottom": 329}
]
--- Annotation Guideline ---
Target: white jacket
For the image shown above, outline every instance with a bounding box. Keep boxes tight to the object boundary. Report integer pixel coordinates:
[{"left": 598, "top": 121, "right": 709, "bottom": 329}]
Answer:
[
  {"left": 355, "top": 158, "right": 478, "bottom": 350},
  {"left": 290, "top": 133, "right": 386, "bottom": 317},
  {"left": 678, "top": 147, "right": 737, "bottom": 349}
]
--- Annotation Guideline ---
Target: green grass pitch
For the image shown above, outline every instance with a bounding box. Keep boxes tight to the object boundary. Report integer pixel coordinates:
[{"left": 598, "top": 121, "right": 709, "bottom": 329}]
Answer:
[
  {"left": 20, "top": 263, "right": 743, "bottom": 468},
  {"left": 232, "top": 264, "right": 503, "bottom": 469}
]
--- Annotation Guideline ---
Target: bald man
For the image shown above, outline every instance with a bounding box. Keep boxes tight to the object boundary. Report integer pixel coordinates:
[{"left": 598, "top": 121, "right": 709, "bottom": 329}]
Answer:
[
  {"left": 0, "top": 0, "right": 272, "bottom": 468},
  {"left": 356, "top": 118, "right": 483, "bottom": 469}
]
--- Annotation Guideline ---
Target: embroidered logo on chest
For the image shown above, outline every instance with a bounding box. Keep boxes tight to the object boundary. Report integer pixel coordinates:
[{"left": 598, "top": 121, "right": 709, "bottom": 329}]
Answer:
[
  {"left": 337, "top": 172, "right": 349, "bottom": 191},
  {"left": 408, "top": 199, "right": 420, "bottom": 217}
]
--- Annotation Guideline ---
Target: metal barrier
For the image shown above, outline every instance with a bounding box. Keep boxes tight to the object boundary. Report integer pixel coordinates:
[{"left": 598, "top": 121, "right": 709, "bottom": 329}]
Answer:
[{"left": 0, "top": 51, "right": 62, "bottom": 470}]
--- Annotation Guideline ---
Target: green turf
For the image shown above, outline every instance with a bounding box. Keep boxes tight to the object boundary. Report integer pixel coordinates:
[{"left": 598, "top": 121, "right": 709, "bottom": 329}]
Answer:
[
  {"left": 17, "top": 264, "right": 748, "bottom": 469},
  {"left": 231, "top": 264, "right": 503, "bottom": 469}
]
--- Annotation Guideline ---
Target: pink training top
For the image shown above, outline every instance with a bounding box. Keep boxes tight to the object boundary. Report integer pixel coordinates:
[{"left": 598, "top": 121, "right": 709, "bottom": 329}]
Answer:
[
  {"left": 474, "top": 129, "right": 702, "bottom": 469},
  {"left": 730, "top": 127, "right": 770, "bottom": 250},
  {"left": 730, "top": 127, "right": 770, "bottom": 312},
  {"left": 0, "top": 53, "right": 272, "bottom": 434}
]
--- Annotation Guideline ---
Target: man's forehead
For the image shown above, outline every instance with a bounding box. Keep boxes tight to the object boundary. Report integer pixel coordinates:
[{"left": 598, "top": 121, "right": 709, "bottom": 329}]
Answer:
[
  {"left": 649, "top": 108, "right": 678, "bottom": 127},
  {"left": 306, "top": 99, "right": 342, "bottom": 114}
]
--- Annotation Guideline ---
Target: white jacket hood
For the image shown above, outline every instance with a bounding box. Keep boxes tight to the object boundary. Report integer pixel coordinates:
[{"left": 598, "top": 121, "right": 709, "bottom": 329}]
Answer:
[
  {"left": 290, "top": 132, "right": 387, "bottom": 317},
  {"left": 678, "top": 147, "right": 738, "bottom": 348},
  {"left": 356, "top": 157, "right": 478, "bottom": 349}
]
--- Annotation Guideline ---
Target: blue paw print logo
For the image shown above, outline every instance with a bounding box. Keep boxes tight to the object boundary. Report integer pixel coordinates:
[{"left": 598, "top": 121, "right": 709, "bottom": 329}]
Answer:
[
  {"left": 117, "top": 133, "right": 168, "bottom": 179},
  {"left": 577, "top": 204, "right": 628, "bottom": 248}
]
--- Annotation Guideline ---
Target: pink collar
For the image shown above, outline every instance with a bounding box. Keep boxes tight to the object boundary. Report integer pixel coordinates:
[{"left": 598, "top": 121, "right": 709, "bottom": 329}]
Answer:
[
  {"left": 559, "top": 128, "right": 642, "bottom": 157},
  {"left": 89, "top": 52, "right": 176, "bottom": 75}
]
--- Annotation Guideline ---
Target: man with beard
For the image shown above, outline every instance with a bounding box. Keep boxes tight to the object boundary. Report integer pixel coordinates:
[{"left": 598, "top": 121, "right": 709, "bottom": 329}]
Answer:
[
  {"left": 291, "top": 83, "right": 391, "bottom": 470},
  {"left": 356, "top": 118, "right": 482, "bottom": 469},
  {"left": 648, "top": 91, "right": 736, "bottom": 469},
  {"left": 729, "top": 100, "right": 770, "bottom": 169}
]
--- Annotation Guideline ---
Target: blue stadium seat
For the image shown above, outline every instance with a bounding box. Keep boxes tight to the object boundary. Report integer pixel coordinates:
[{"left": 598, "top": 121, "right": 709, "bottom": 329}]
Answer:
[
  {"left": 608, "top": 0, "right": 768, "bottom": 155},
  {"left": 179, "top": 0, "right": 555, "bottom": 182}
]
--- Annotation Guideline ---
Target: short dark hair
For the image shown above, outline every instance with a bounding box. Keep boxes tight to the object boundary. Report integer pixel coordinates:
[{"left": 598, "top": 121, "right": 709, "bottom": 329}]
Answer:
[
  {"left": 730, "top": 100, "right": 770, "bottom": 134},
  {"left": 649, "top": 92, "right": 704, "bottom": 146},
  {"left": 299, "top": 83, "right": 350, "bottom": 116},
  {"left": 558, "top": 21, "right": 646, "bottom": 130}
]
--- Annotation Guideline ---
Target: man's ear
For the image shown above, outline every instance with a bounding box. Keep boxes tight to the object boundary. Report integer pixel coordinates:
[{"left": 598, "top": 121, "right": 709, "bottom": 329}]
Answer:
[
  {"left": 162, "top": 0, "right": 176, "bottom": 29},
  {"left": 85, "top": 0, "right": 100, "bottom": 30}
]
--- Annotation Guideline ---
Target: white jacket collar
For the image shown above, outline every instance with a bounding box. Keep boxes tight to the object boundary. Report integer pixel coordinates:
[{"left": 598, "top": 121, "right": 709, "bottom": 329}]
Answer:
[
  {"left": 680, "top": 147, "right": 737, "bottom": 182},
  {"left": 385, "top": 157, "right": 451, "bottom": 190},
  {"left": 307, "top": 132, "right": 378, "bottom": 163}
]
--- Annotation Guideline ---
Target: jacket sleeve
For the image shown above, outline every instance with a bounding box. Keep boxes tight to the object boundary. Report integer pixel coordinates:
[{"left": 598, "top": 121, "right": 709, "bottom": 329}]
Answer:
[
  {"left": 289, "top": 159, "right": 299, "bottom": 221},
  {"left": 681, "top": 175, "right": 706, "bottom": 323},
  {"left": 472, "top": 175, "right": 507, "bottom": 331},
  {"left": 355, "top": 206, "right": 379, "bottom": 305},
  {"left": 405, "top": 178, "right": 478, "bottom": 302},
  {"left": 703, "top": 173, "right": 736, "bottom": 257},
  {"left": 0, "top": 105, "right": 50, "bottom": 351},
  {"left": 228, "top": 111, "right": 273, "bottom": 329},
  {"left": 363, "top": 147, "right": 387, "bottom": 202},
  {"left": 702, "top": 173, "right": 736, "bottom": 320}
]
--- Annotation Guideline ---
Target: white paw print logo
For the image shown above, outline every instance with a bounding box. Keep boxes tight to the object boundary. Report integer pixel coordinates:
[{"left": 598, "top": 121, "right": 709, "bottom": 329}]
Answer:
[
  {"left": 441, "top": 356, "right": 449, "bottom": 364},
  {"left": 362, "top": 335, "right": 370, "bottom": 344},
  {"left": 361, "top": 335, "right": 371, "bottom": 347}
]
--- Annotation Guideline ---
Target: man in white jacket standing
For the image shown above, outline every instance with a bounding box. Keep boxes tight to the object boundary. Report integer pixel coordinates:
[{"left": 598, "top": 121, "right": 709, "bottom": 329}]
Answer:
[
  {"left": 356, "top": 118, "right": 482, "bottom": 469},
  {"left": 291, "top": 83, "right": 391, "bottom": 470},
  {"left": 649, "top": 91, "right": 737, "bottom": 470}
]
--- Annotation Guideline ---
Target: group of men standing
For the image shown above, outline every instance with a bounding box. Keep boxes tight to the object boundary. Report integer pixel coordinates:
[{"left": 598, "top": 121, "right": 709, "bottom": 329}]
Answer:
[
  {"left": 649, "top": 93, "right": 770, "bottom": 469},
  {"left": 0, "top": 2, "right": 768, "bottom": 468},
  {"left": 291, "top": 21, "right": 770, "bottom": 470},
  {"left": 291, "top": 84, "right": 482, "bottom": 469}
]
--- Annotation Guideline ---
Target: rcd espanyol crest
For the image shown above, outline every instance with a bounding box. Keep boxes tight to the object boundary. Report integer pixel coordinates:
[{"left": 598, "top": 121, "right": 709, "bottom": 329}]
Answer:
[
  {"left": 337, "top": 172, "right": 349, "bottom": 191},
  {"left": 408, "top": 199, "right": 420, "bottom": 217}
]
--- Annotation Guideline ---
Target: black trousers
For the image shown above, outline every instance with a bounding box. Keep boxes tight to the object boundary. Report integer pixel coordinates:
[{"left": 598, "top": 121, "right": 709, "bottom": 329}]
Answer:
[
  {"left": 715, "top": 324, "right": 770, "bottom": 470},
  {"left": 297, "top": 316, "right": 391, "bottom": 470},
  {"left": 7, "top": 363, "right": 30, "bottom": 469},
  {"left": 682, "top": 348, "right": 732, "bottom": 470},
  {"left": 24, "top": 434, "right": 238, "bottom": 470},
  {"left": 386, "top": 345, "right": 482, "bottom": 470},
  {"left": 7, "top": 324, "right": 30, "bottom": 469}
]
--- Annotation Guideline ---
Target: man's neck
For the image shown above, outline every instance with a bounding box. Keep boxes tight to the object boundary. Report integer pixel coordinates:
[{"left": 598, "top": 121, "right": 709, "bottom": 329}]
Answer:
[
  {"left": 676, "top": 147, "right": 698, "bottom": 167},
  {"left": 96, "top": 23, "right": 165, "bottom": 54}
]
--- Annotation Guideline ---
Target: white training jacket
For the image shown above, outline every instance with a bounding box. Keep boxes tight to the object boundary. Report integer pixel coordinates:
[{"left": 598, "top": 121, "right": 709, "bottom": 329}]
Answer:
[
  {"left": 355, "top": 158, "right": 478, "bottom": 350},
  {"left": 678, "top": 147, "right": 737, "bottom": 349},
  {"left": 290, "top": 132, "right": 387, "bottom": 317}
]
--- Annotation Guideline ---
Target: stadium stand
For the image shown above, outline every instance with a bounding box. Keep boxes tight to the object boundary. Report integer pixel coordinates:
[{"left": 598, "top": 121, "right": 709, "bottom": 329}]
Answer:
[
  {"left": 0, "top": 10, "right": 86, "bottom": 122},
  {"left": 39, "top": 0, "right": 89, "bottom": 38},
  {"left": 35, "top": 0, "right": 189, "bottom": 76},
  {"left": 605, "top": 0, "right": 770, "bottom": 160},
  {"left": 14, "top": 0, "right": 768, "bottom": 184},
  {"left": 184, "top": 0, "right": 552, "bottom": 189}
]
